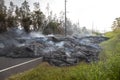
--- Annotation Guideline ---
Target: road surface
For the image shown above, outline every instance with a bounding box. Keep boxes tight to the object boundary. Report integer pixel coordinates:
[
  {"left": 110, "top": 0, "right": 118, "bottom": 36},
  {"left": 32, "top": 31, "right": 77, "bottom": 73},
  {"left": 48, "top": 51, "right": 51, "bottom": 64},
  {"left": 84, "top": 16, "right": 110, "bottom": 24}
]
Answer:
[{"left": 0, "top": 57, "right": 43, "bottom": 80}]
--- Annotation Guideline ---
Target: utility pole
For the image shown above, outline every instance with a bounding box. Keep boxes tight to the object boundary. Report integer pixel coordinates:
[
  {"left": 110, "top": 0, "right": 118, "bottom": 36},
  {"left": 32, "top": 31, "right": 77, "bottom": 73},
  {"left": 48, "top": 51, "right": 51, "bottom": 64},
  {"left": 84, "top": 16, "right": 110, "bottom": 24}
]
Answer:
[
  {"left": 65, "top": 0, "right": 67, "bottom": 36},
  {"left": 92, "top": 21, "right": 94, "bottom": 34}
]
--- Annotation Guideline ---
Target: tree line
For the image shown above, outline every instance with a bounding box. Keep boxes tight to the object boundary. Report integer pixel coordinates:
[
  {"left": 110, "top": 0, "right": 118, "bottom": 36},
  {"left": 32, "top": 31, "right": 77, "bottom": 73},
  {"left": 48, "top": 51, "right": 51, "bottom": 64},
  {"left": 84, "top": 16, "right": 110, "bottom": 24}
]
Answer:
[{"left": 0, "top": 0, "right": 66, "bottom": 35}]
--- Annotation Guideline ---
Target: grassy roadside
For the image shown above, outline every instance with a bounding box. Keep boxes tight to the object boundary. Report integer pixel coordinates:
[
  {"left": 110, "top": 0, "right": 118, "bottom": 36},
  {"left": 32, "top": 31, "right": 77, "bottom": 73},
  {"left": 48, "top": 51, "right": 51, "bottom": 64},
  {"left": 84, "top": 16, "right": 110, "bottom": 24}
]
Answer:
[{"left": 8, "top": 30, "right": 120, "bottom": 80}]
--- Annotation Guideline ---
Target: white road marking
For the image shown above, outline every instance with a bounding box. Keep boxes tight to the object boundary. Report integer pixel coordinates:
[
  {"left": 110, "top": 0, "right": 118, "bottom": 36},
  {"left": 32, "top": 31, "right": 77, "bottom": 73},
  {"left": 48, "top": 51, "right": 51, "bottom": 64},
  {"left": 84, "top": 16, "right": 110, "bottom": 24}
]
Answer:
[{"left": 0, "top": 57, "right": 42, "bottom": 73}]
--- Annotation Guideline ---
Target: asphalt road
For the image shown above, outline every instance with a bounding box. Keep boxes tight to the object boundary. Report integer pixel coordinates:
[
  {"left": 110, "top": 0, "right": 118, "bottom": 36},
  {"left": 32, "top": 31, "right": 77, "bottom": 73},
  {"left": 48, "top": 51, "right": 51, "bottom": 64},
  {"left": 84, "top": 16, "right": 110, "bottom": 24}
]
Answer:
[{"left": 0, "top": 57, "right": 43, "bottom": 80}]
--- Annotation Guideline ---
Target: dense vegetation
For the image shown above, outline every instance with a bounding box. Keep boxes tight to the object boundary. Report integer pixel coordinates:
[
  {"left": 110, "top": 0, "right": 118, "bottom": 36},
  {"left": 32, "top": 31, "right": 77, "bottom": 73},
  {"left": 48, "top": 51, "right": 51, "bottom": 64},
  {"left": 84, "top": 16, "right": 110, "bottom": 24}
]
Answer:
[
  {"left": 0, "top": 0, "right": 66, "bottom": 34},
  {"left": 8, "top": 28, "right": 120, "bottom": 80},
  {"left": 0, "top": 0, "right": 84, "bottom": 35}
]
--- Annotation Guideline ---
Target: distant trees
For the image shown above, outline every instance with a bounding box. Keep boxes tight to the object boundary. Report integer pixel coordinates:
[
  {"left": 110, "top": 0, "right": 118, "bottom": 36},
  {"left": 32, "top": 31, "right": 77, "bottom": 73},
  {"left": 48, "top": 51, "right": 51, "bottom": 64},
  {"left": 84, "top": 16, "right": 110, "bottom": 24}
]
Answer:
[
  {"left": 43, "top": 11, "right": 64, "bottom": 35},
  {"left": 0, "top": 0, "right": 45, "bottom": 33},
  {"left": 0, "top": 0, "right": 65, "bottom": 34},
  {"left": 42, "top": 4, "right": 64, "bottom": 35},
  {"left": 0, "top": 0, "right": 82, "bottom": 36},
  {"left": 13, "top": 0, "right": 45, "bottom": 33},
  {"left": 112, "top": 17, "right": 120, "bottom": 30}
]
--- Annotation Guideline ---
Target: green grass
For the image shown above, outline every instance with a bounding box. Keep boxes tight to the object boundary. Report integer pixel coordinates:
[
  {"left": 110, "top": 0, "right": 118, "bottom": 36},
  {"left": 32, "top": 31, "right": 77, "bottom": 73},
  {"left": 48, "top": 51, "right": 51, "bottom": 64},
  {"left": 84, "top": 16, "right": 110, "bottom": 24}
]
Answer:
[{"left": 7, "top": 30, "right": 120, "bottom": 80}]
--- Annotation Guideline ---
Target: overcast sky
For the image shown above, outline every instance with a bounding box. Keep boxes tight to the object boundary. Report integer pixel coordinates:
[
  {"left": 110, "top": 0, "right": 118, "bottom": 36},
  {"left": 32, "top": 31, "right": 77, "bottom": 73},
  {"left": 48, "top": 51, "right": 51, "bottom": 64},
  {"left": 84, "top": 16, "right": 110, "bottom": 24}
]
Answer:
[{"left": 5, "top": 0, "right": 120, "bottom": 32}]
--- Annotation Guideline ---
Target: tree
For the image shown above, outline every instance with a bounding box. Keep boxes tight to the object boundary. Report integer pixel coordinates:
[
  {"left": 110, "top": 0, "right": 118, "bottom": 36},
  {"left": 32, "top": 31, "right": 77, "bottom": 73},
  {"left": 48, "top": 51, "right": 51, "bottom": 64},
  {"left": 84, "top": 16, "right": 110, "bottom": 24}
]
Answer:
[
  {"left": 6, "top": 1, "right": 17, "bottom": 28},
  {"left": 72, "top": 23, "right": 81, "bottom": 35},
  {"left": 43, "top": 8, "right": 65, "bottom": 35},
  {"left": 21, "top": 17, "right": 31, "bottom": 32},
  {"left": 7, "top": 1, "right": 15, "bottom": 17},
  {"left": 43, "top": 21, "right": 63, "bottom": 35},
  {"left": 0, "top": 0, "right": 5, "bottom": 13},
  {"left": 59, "top": 11, "right": 74, "bottom": 35},
  {"left": 112, "top": 17, "right": 120, "bottom": 30},
  {"left": 21, "top": 0, "right": 30, "bottom": 18},
  {"left": 20, "top": 0, "right": 31, "bottom": 32},
  {"left": 0, "top": 0, "right": 7, "bottom": 32},
  {"left": 46, "top": 3, "right": 50, "bottom": 17},
  {"left": 32, "top": 2, "right": 45, "bottom": 31},
  {"left": 66, "top": 19, "right": 73, "bottom": 35},
  {"left": 46, "top": 3, "right": 53, "bottom": 23}
]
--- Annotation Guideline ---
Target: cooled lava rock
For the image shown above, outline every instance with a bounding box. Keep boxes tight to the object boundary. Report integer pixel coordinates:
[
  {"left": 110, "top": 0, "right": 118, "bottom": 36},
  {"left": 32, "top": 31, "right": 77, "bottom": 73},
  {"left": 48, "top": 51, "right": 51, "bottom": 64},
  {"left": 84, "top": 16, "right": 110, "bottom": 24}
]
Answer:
[{"left": 0, "top": 28, "right": 109, "bottom": 66}]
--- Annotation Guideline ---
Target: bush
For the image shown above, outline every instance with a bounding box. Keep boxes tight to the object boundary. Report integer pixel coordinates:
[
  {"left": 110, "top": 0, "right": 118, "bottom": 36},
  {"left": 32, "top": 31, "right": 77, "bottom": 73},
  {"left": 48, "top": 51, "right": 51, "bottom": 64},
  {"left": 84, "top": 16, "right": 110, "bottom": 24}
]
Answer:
[{"left": 43, "top": 21, "right": 64, "bottom": 35}]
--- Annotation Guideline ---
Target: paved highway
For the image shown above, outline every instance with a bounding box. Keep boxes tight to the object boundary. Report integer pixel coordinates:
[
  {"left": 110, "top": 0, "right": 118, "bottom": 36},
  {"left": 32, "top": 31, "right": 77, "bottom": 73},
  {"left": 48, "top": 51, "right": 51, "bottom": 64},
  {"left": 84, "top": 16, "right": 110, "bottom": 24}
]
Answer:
[{"left": 0, "top": 57, "right": 43, "bottom": 80}]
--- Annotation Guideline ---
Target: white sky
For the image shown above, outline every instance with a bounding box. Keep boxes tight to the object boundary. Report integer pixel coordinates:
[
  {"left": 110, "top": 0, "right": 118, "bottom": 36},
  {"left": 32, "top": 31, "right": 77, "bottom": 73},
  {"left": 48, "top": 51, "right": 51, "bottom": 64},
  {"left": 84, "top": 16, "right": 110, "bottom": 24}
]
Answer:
[{"left": 5, "top": 0, "right": 120, "bottom": 32}]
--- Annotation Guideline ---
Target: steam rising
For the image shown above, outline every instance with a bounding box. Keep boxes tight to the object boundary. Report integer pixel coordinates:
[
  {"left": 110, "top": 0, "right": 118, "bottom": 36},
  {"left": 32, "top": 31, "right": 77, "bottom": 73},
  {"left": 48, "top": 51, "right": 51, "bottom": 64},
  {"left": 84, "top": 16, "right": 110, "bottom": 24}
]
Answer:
[{"left": 30, "top": 32, "right": 45, "bottom": 38}]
